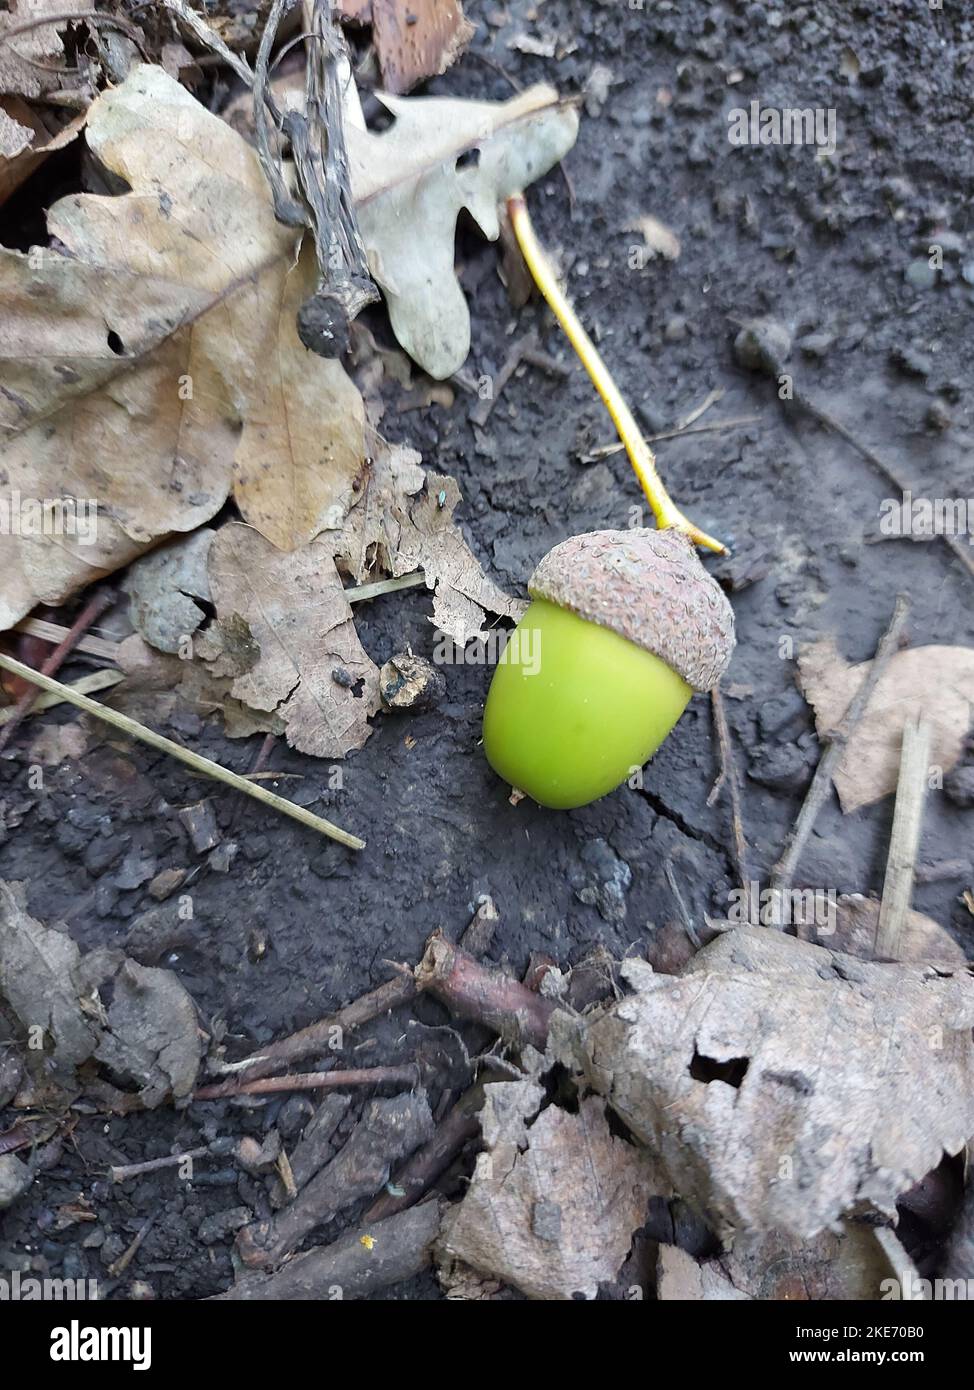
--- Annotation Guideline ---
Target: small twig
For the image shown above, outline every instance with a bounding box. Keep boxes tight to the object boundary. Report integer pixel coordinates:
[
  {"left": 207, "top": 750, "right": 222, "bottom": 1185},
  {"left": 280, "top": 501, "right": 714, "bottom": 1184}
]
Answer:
[
  {"left": 344, "top": 571, "right": 425, "bottom": 603},
  {"left": 470, "top": 332, "right": 539, "bottom": 428},
  {"left": 106, "top": 1214, "right": 155, "bottom": 1278},
  {"left": 0, "top": 669, "right": 122, "bottom": 726},
  {"left": 215, "top": 1199, "right": 443, "bottom": 1300},
  {"left": 14, "top": 617, "right": 119, "bottom": 662},
  {"left": 663, "top": 862, "right": 701, "bottom": 950},
  {"left": 458, "top": 895, "right": 499, "bottom": 957},
  {"left": 580, "top": 415, "right": 761, "bottom": 465},
  {"left": 230, "top": 974, "right": 417, "bottom": 1080},
  {"left": 153, "top": 0, "right": 254, "bottom": 86},
  {"left": 415, "top": 931, "right": 556, "bottom": 1050},
  {"left": 365, "top": 1083, "right": 485, "bottom": 1223},
  {"left": 677, "top": 387, "right": 724, "bottom": 430},
  {"left": 0, "top": 652, "right": 365, "bottom": 850},
  {"left": 194, "top": 1065, "right": 419, "bottom": 1101},
  {"left": 875, "top": 716, "right": 932, "bottom": 960},
  {"left": 707, "top": 687, "right": 750, "bottom": 901},
  {"left": 0, "top": 590, "right": 114, "bottom": 753},
  {"left": 770, "top": 595, "right": 911, "bottom": 903},
  {"left": 229, "top": 900, "right": 498, "bottom": 1080},
  {"left": 110, "top": 1148, "right": 209, "bottom": 1184}
]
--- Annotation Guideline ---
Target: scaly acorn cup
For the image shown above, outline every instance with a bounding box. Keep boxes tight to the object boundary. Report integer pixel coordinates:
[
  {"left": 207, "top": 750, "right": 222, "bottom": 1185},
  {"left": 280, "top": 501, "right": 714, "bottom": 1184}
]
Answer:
[{"left": 483, "top": 528, "right": 735, "bottom": 810}]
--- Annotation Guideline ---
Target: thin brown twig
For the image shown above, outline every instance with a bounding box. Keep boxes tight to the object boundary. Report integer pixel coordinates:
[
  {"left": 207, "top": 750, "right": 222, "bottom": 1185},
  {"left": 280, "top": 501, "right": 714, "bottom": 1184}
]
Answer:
[
  {"left": 707, "top": 686, "right": 750, "bottom": 899},
  {"left": 415, "top": 931, "right": 556, "bottom": 1050},
  {"left": 194, "top": 1065, "right": 419, "bottom": 1101},
  {"left": 770, "top": 595, "right": 911, "bottom": 902},
  {"left": 228, "top": 974, "right": 417, "bottom": 1080},
  {"left": 106, "top": 1214, "right": 156, "bottom": 1278},
  {"left": 580, "top": 415, "right": 761, "bottom": 464},
  {"left": 110, "top": 1148, "right": 209, "bottom": 1183},
  {"left": 0, "top": 589, "right": 114, "bottom": 753}
]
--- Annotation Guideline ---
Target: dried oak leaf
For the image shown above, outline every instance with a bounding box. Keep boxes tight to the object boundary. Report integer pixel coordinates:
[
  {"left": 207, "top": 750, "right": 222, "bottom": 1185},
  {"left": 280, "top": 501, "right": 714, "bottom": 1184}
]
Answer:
[
  {"left": 348, "top": 84, "right": 578, "bottom": 378},
  {"left": 0, "top": 97, "right": 86, "bottom": 208},
  {"left": 87, "top": 956, "right": 200, "bottom": 1109},
  {"left": 0, "top": 1, "right": 91, "bottom": 102},
  {"left": 0, "top": 63, "right": 365, "bottom": 630},
  {"left": 568, "top": 927, "right": 974, "bottom": 1241},
  {"left": 798, "top": 638, "right": 974, "bottom": 812},
  {"left": 438, "top": 1079, "right": 660, "bottom": 1300}
]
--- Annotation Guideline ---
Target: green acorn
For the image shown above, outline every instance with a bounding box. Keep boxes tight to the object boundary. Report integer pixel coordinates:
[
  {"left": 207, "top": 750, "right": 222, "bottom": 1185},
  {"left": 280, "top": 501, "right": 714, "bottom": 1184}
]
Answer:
[{"left": 483, "top": 527, "right": 735, "bottom": 809}]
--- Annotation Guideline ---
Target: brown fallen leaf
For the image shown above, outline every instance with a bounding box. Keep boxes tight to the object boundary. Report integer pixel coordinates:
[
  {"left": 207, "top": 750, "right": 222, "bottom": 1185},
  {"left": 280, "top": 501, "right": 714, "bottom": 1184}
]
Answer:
[
  {"left": 798, "top": 638, "right": 974, "bottom": 812},
  {"left": 0, "top": 1, "right": 92, "bottom": 103},
  {"left": 207, "top": 522, "right": 381, "bottom": 759},
  {"left": 801, "top": 893, "right": 966, "bottom": 967},
  {"left": 340, "top": 437, "right": 525, "bottom": 643},
  {"left": 562, "top": 927, "right": 974, "bottom": 1241},
  {"left": 438, "top": 1079, "right": 660, "bottom": 1300},
  {"left": 123, "top": 529, "right": 214, "bottom": 656},
  {"left": 0, "top": 64, "right": 366, "bottom": 631},
  {"left": 365, "top": 0, "right": 476, "bottom": 95}
]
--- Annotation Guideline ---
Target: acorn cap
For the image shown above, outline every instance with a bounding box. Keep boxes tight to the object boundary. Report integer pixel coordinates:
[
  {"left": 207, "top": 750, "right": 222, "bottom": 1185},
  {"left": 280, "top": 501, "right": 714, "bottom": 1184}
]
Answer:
[{"left": 528, "top": 527, "right": 735, "bottom": 692}]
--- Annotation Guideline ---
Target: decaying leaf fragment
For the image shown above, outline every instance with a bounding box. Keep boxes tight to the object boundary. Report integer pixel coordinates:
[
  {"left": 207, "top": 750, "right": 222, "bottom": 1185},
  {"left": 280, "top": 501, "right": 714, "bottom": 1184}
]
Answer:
[
  {"left": 348, "top": 85, "right": 579, "bottom": 377},
  {"left": 341, "top": 0, "right": 476, "bottom": 95},
  {"left": 438, "top": 1078, "right": 659, "bottom": 1300},
  {"left": 567, "top": 927, "right": 974, "bottom": 1241},
  {"left": 798, "top": 639, "right": 974, "bottom": 812},
  {"left": 0, "top": 879, "right": 200, "bottom": 1106},
  {"left": 657, "top": 1224, "right": 894, "bottom": 1301},
  {"left": 341, "top": 438, "right": 525, "bottom": 642},
  {"left": 0, "top": 880, "right": 100, "bottom": 1080},
  {"left": 207, "top": 522, "right": 381, "bottom": 759}
]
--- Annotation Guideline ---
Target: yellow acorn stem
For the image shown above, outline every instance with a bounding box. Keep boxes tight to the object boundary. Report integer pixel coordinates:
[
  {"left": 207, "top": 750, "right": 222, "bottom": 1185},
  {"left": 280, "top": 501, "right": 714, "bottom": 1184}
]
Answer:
[{"left": 507, "top": 194, "right": 727, "bottom": 555}]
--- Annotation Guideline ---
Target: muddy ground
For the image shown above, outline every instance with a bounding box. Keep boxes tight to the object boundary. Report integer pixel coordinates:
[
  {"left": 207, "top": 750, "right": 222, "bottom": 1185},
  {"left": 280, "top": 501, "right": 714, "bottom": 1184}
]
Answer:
[{"left": 2, "top": 0, "right": 973, "bottom": 1299}]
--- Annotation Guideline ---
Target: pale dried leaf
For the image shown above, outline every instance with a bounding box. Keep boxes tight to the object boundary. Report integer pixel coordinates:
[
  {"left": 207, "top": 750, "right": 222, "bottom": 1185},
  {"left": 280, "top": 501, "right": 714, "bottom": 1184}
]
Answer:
[
  {"left": 348, "top": 85, "right": 579, "bottom": 377},
  {"left": 626, "top": 214, "right": 681, "bottom": 261},
  {"left": 208, "top": 522, "right": 381, "bottom": 758},
  {"left": 659, "top": 1224, "right": 893, "bottom": 1301},
  {"left": 0, "top": 880, "right": 200, "bottom": 1104},
  {"left": 439, "top": 1081, "right": 659, "bottom": 1300},
  {"left": 798, "top": 639, "right": 974, "bottom": 811},
  {"left": 0, "top": 880, "right": 99, "bottom": 1077},
  {"left": 574, "top": 926, "right": 974, "bottom": 1240},
  {"left": 92, "top": 958, "right": 200, "bottom": 1108}
]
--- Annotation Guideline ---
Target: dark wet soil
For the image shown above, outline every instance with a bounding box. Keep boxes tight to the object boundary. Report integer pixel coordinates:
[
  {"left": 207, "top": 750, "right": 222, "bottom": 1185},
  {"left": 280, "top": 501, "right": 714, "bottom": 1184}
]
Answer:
[{"left": 1, "top": 0, "right": 973, "bottom": 1299}]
